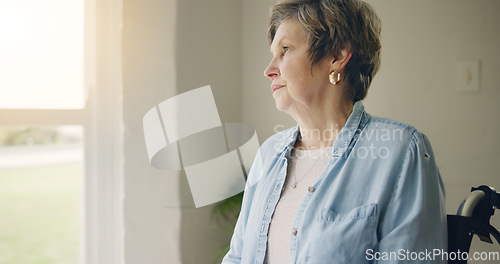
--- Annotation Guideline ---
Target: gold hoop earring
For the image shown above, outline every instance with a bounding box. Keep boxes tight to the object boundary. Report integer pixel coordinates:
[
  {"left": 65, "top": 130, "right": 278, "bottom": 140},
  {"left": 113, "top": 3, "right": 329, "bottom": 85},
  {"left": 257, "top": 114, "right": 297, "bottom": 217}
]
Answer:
[{"left": 329, "top": 70, "right": 341, "bottom": 85}]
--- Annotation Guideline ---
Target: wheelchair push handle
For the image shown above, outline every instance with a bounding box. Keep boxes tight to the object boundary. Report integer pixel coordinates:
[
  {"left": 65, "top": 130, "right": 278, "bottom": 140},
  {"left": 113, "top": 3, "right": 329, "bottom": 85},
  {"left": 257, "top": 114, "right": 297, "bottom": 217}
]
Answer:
[{"left": 456, "top": 185, "right": 500, "bottom": 245}]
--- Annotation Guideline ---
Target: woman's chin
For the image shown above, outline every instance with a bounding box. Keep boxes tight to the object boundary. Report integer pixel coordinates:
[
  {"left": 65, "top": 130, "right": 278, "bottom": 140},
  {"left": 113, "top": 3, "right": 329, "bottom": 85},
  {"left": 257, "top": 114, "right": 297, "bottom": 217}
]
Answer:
[
  {"left": 273, "top": 91, "right": 288, "bottom": 111},
  {"left": 274, "top": 100, "right": 291, "bottom": 113},
  {"left": 274, "top": 103, "right": 286, "bottom": 112}
]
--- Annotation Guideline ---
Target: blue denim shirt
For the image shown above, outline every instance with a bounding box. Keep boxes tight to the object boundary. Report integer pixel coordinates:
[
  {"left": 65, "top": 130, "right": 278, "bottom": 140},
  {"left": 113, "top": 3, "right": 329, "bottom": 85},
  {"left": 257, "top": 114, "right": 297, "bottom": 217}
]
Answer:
[{"left": 222, "top": 102, "right": 447, "bottom": 264}]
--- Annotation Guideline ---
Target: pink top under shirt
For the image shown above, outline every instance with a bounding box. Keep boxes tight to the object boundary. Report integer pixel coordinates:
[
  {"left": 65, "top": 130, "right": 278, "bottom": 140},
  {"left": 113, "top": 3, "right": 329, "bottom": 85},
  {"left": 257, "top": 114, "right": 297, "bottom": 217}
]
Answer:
[{"left": 264, "top": 147, "right": 332, "bottom": 264}]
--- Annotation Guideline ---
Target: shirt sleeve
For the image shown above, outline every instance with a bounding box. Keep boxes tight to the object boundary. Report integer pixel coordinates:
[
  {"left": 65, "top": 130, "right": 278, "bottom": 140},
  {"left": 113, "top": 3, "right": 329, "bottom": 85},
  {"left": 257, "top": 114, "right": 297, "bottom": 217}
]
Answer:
[{"left": 377, "top": 132, "right": 447, "bottom": 263}]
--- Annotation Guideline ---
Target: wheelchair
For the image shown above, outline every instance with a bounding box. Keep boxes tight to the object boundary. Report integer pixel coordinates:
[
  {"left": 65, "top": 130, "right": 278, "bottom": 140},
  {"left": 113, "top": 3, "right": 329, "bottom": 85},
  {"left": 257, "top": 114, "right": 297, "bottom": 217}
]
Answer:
[{"left": 447, "top": 185, "right": 500, "bottom": 264}]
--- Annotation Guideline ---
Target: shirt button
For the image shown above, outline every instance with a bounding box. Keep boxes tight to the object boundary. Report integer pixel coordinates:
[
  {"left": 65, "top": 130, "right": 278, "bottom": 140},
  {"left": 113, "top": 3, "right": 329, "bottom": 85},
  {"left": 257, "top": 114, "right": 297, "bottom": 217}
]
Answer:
[
  {"left": 291, "top": 229, "right": 297, "bottom": 235},
  {"left": 308, "top": 186, "right": 315, "bottom": 192}
]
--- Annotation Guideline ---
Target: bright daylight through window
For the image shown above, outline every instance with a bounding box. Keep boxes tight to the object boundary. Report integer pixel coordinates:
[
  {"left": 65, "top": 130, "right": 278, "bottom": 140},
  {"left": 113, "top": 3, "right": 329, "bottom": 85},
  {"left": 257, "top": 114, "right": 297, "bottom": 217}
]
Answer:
[{"left": 0, "top": 0, "right": 84, "bottom": 109}]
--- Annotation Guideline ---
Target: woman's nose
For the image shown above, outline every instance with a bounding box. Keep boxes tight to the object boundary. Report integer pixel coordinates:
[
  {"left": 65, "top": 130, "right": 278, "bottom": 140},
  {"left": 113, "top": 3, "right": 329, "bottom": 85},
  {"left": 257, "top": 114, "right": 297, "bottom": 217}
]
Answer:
[{"left": 264, "top": 59, "right": 280, "bottom": 80}]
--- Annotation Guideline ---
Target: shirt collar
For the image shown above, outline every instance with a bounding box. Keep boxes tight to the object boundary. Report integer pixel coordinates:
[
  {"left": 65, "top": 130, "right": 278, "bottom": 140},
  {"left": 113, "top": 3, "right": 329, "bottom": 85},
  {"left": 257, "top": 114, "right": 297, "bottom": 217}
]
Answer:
[
  {"left": 281, "top": 101, "right": 368, "bottom": 158},
  {"left": 332, "top": 100, "right": 366, "bottom": 157}
]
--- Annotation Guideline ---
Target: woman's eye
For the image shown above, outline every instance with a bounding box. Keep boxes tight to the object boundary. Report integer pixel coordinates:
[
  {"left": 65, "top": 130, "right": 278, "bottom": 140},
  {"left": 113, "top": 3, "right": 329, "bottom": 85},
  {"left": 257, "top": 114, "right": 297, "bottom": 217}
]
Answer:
[{"left": 283, "top": 46, "right": 289, "bottom": 53}]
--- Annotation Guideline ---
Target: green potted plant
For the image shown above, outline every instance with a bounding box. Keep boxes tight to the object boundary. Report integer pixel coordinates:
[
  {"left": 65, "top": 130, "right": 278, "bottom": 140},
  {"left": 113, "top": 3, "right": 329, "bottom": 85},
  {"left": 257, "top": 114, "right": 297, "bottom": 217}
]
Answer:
[{"left": 211, "top": 192, "right": 244, "bottom": 263}]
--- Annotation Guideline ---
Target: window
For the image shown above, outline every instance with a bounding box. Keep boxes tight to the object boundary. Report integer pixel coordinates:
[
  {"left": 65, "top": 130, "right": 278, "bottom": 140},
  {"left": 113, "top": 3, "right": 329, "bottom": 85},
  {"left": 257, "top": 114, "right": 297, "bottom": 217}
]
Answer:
[
  {"left": 0, "top": 126, "right": 83, "bottom": 263},
  {"left": 0, "top": 0, "right": 123, "bottom": 263}
]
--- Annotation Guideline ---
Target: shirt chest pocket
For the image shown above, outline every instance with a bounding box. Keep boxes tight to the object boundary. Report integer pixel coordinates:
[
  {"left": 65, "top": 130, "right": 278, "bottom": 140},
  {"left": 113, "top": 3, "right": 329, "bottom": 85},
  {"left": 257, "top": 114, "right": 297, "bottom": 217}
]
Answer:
[{"left": 306, "top": 203, "right": 378, "bottom": 264}]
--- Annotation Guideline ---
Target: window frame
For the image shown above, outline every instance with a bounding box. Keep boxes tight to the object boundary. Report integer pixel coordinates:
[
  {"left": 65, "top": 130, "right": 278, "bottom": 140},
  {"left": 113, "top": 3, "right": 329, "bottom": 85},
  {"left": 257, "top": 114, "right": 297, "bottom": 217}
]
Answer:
[{"left": 85, "top": 0, "right": 124, "bottom": 262}]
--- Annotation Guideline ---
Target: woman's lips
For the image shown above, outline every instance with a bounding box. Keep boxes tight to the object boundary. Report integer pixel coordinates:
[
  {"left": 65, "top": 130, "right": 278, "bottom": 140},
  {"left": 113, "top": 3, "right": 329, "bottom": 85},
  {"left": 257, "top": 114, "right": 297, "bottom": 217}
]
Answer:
[{"left": 272, "top": 84, "right": 285, "bottom": 92}]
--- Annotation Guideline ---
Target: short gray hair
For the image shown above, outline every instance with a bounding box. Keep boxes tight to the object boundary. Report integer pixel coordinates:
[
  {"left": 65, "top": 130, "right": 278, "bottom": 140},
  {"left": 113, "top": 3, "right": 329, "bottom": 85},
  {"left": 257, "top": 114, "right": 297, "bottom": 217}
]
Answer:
[{"left": 268, "top": 0, "right": 382, "bottom": 101}]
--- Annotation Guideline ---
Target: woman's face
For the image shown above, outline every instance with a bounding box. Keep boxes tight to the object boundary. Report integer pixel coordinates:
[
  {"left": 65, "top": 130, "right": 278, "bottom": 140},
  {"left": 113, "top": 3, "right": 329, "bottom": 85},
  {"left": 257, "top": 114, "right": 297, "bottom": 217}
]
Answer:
[{"left": 264, "top": 19, "right": 333, "bottom": 114}]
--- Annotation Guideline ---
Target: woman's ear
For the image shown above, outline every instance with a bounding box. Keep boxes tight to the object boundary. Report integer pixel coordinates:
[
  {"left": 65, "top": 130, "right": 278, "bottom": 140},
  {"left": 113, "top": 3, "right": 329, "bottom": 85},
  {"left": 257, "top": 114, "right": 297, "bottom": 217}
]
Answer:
[{"left": 331, "top": 49, "right": 352, "bottom": 72}]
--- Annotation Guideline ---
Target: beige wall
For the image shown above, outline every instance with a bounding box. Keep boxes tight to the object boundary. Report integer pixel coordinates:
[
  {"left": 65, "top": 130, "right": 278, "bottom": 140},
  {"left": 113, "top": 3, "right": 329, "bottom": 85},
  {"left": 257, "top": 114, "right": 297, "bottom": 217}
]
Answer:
[
  {"left": 175, "top": 0, "right": 241, "bottom": 263},
  {"left": 123, "top": 0, "right": 182, "bottom": 263},
  {"left": 122, "top": 0, "right": 500, "bottom": 263},
  {"left": 123, "top": 0, "right": 240, "bottom": 263}
]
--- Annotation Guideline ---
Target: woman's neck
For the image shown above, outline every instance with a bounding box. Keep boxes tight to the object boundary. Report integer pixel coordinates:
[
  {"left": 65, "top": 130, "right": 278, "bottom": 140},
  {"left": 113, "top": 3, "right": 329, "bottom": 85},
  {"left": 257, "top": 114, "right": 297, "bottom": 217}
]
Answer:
[{"left": 294, "top": 98, "right": 353, "bottom": 150}]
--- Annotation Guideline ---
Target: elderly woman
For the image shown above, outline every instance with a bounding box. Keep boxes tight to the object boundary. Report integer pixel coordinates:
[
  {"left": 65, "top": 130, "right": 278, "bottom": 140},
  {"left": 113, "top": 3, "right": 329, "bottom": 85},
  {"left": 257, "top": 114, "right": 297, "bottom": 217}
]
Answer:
[{"left": 223, "top": 0, "right": 447, "bottom": 263}]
